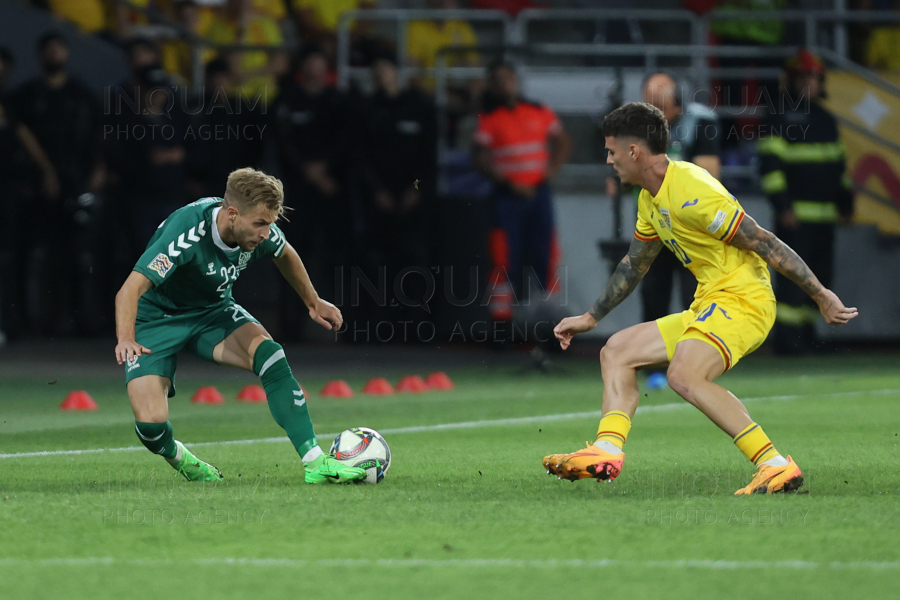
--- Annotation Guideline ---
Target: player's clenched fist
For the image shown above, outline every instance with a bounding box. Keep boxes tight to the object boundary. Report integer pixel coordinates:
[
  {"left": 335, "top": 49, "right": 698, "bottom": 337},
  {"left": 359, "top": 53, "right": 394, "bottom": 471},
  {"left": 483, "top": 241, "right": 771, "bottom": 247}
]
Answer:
[
  {"left": 308, "top": 298, "right": 343, "bottom": 332},
  {"left": 115, "top": 340, "right": 152, "bottom": 365},
  {"left": 554, "top": 313, "right": 598, "bottom": 350}
]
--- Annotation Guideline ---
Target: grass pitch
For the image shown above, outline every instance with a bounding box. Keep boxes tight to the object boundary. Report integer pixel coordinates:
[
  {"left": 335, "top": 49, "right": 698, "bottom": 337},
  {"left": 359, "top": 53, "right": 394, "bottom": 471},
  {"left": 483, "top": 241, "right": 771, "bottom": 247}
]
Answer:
[{"left": 1, "top": 351, "right": 899, "bottom": 599}]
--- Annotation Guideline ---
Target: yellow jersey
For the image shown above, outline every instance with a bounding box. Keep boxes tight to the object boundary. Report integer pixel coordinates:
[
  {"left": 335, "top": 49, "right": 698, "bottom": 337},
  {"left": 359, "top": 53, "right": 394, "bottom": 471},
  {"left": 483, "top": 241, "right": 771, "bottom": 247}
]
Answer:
[{"left": 635, "top": 160, "right": 773, "bottom": 306}]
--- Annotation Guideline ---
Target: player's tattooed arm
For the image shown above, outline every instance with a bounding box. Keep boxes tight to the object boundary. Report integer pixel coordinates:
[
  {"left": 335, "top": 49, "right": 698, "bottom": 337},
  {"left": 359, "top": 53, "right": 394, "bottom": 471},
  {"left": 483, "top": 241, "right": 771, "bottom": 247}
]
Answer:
[
  {"left": 729, "top": 215, "right": 822, "bottom": 297},
  {"left": 728, "top": 214, "right": 858, "bottom": 325},
  {"left": 589, "top": 237, "right": 663, "bottom": 322}
]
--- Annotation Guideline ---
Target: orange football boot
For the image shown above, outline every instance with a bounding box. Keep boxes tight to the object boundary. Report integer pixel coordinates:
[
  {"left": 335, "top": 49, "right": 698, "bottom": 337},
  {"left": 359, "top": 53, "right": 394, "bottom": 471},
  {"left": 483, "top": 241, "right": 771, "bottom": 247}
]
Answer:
[
  {"left": 542, "top": 443, "right": 624, "bottom": 482},
  {"left": 734, "top": 455, "right": 804, "bottom": 495}
]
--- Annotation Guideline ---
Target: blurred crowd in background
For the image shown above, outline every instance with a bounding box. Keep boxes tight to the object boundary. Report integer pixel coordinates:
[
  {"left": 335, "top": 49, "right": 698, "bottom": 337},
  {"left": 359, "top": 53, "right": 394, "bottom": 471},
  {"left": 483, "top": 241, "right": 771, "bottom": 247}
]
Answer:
[{"left": 0, "top": 0, "right": 883, "bottom": 347}]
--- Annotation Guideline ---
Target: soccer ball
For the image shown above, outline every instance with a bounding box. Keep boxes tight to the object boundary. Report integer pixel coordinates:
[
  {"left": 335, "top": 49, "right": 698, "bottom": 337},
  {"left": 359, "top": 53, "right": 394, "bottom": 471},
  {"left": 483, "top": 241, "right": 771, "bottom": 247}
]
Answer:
[{"left": 329, "top": 427, "right": 391, "bottom": 484}]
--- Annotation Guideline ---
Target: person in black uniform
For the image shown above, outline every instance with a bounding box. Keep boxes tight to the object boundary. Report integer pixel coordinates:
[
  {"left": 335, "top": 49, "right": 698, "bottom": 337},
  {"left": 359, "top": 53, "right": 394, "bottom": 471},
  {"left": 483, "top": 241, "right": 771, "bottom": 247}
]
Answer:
[
  {"left": 189, "top": 59, "right": 268, "bottom": 198},
  {"left": 106, "top": 65, "right": 192, "bottom": 259},
  {"left": 610, "top": 72, "right": 722, "bottom": 388},
  {"left": 0, "top": 47, "right": 59, "bottom": 341},
  {"left": 357, "top": 56, "right": 437, "bottom": 334},
  {"left": 275, "top": 46, "right": 352, "bottom": 340},
  {"left": 758, "top": 50, "right": 854, "bottom": 355},
  {"left": 11, "top": 32, "right": 105, "bottom": 336}
]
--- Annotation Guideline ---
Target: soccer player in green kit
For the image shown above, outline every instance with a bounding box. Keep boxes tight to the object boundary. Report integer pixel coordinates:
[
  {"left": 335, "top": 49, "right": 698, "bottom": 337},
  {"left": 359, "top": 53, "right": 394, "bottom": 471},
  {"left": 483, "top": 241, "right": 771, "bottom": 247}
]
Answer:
[{"left": 114, "top": 168, "right": 365, "bottom": 483}]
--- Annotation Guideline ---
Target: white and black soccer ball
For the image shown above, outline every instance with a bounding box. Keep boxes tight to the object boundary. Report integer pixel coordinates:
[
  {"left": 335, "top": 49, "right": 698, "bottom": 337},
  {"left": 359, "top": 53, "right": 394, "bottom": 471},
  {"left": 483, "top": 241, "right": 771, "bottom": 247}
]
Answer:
[{"left": 329, "top": 427, "right": 391, "bottom": 484}]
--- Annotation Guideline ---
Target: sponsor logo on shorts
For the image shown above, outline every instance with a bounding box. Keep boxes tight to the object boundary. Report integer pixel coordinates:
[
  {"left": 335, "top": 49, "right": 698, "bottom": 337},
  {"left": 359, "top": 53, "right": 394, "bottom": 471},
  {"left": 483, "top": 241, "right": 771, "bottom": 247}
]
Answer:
[
  {"left": 148, "top": 253, "right": 173, "bottom": 278},
  {"left": 126, "top": 356, "right": 141, "bottom": 372},
  {"left": 707, "top": 210, "right": 727, "bottom": 233}
]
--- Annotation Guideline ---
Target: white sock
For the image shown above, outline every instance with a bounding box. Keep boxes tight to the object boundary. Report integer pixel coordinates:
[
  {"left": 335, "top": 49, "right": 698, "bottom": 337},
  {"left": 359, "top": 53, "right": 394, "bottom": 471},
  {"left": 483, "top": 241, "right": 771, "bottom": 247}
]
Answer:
[
  {"left": 593, "top": 440, "right": 624, "bottom": 455},
  {"left": 302, "top": 445, "right": 324, "bottom": 464},
  {"left": 761, "top": 454, "right": 789, "bottom": 468},
  {"left": 165, "top": 443, "right": 183, "bottom": 466}
]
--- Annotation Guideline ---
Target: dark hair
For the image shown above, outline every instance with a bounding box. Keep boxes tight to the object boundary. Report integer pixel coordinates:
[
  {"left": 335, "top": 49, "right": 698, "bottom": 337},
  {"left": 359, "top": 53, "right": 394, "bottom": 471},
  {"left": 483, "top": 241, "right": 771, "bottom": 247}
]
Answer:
[
  {"left": 602, "top": 102, "right": 669, "bottom": 155},
  {"left": 487, "top": 59, "right": 516, "bottom": 78},
  {"left": 205, "top": 58, "right": 230, "bottom": 78},
  {"left": 37, "top": 31, "right": 67, "bottom": 52},
  {"left": 136, "top": 64, "right": 171, "bottom": 88},
  {"left": 299, "top": 44, "right": 326, "bottom": 63},
  {"left": 372, "top": 53, "right": 398, "bottom": 67},
  {"left": 125, "top": 37, "right": 160, "bottom": 59}
]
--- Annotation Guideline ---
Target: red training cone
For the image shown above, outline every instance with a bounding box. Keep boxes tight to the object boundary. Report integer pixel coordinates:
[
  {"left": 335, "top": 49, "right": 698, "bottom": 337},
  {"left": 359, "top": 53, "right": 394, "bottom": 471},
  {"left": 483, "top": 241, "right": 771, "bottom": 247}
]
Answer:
[
  {"left": 60, "top": 391, "right": 98, "bottom": 411},
  {"left": 362, "top": 377, "right": 394, "bottom": 395},
  {"left": 425, "top": 372, "right": 454, "bottom": 391},
  {"left": 396, "top": 375, "right": 428, "bottom": 393},
  {"left": 237, "top": 384, "right": 267, "bottom": 403},
  {"left": 191, "top": 386, "right": 224, "bottom": 404},
  {"left": 321, "top": 380, "right": 354, "bottom": 398}
]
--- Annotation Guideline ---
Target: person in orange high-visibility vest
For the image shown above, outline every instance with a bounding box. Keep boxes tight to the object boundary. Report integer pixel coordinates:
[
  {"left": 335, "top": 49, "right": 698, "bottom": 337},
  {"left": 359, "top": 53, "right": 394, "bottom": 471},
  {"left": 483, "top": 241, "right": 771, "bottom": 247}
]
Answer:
[{"left": 473, "top": 61, "right": 571, "bottom": 330}]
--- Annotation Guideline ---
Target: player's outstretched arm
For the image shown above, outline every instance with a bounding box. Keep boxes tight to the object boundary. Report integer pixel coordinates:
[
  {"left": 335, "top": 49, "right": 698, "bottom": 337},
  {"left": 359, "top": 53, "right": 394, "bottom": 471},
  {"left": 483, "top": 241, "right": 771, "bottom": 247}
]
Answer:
[
  {"left": 274, "top": 243, "right": 344, "bottom": 332},
  {"left": 554, "top": 236, "right": 662, "bottom": 350},
  {"left": 728, "top": 214, "right": 858, "bottom": 325},
  {"left": 115, "top": 271, "right": 154, "bottom": 364}
]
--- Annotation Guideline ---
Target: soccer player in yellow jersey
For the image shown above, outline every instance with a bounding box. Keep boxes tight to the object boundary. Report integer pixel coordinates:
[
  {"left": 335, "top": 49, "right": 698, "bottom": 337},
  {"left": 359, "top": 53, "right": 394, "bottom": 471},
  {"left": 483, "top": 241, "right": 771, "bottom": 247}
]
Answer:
[{"left": 543, "top": 103, "right": 858, "bottom": 494}]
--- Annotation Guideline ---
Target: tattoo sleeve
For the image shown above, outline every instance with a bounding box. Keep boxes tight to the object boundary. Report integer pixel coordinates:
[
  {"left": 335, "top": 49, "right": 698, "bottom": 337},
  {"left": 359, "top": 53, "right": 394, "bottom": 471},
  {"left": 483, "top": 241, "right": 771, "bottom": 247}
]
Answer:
[
  {"left": 728, "top": 215, "right": 824, "bottom": 298},
  {"left": 589, "top": 237, "right": 663, "bottom": 321}
]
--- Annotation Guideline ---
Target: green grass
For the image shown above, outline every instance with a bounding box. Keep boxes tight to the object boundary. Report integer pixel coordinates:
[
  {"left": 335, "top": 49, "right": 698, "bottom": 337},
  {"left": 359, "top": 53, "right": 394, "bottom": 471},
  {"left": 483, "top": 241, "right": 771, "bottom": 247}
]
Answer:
[{"left": 1, "top": 353, "right": 899, "bottom": 599}]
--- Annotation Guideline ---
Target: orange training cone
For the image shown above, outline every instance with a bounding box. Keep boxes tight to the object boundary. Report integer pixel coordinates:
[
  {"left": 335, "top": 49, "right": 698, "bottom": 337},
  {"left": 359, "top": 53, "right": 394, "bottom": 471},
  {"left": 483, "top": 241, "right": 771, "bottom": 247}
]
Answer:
[
  {"left": 396, "top": 375, "right": 428, "bottom": 393},
  {"left": 363, "top": 377, "right": 394, "bottom": 395},
  {"left": 191, "top": 386, "right": 224, "bottom": 404},
  {"left": 237, "top": 384, "right": 267, "bottom": 403},
  {"left": 60, "top": 391, "right": 98, "bottom": 411},
  {"left": 425, "top": 372, "right": 454, "bottom": 391},
  {"left": 321, "top": 380, "right": 354, "bottom": 398}
]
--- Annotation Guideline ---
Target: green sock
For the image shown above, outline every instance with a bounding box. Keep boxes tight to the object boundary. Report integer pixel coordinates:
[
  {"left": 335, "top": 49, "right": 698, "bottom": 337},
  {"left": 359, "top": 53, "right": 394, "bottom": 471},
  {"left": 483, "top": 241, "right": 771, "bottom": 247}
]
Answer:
[
  {"left": 134, "top": 421, "right": 177, "bottom": 459},
  {"left": 254, "top": 340, "right": 320, "bottom": 461}
]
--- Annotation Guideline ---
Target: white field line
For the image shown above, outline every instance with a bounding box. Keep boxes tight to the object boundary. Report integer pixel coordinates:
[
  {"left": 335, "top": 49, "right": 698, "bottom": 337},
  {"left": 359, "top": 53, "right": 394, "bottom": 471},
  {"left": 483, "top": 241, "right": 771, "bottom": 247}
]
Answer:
[
  {"left": 0, "top": 557, "right": 896, "bottom": 571},
  {"left": 1, "top": 388, "right": 897, "bottom": 461}
]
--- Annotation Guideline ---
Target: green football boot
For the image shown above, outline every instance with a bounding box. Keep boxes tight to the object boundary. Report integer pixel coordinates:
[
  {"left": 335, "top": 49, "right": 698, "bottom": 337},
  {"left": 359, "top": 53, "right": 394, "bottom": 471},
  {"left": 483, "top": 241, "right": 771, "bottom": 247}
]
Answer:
[
  {"left": 171, "top": 441, "right": 224, "bottom": 481},
  {"left": 304, "top": 454, "right": 366, "bottom": 484}
]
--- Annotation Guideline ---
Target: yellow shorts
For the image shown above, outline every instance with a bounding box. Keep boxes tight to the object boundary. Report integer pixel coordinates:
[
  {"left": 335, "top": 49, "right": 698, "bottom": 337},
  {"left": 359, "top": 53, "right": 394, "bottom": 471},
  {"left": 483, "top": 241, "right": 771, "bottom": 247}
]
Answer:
[{"left": 656, "top": 292, "right": 776, "bottom": 371}]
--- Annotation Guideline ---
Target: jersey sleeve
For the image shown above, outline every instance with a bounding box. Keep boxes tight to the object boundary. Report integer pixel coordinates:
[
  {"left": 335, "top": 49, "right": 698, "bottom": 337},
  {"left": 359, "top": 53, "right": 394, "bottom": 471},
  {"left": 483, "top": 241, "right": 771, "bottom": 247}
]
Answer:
[
  {"left": 133, "top": 213, "right": 205, "bottom": 286},
  {"left": 634, "top": 192, "right": 660, "bottom": 241},
  {"left": 690, "top": 117, "right": 720, "bottom": 158},
  {"left": 543, "top": 106, "right": 562, "bottom": 135},
  {"left": 256, "top": 222, "right": 288, "bottom": 259},
  {"left": 681, "top": 190, "right": 745, "bottom": 244},
  {"left": 474, "top": 113, "right": 495, "bottom": 147}
]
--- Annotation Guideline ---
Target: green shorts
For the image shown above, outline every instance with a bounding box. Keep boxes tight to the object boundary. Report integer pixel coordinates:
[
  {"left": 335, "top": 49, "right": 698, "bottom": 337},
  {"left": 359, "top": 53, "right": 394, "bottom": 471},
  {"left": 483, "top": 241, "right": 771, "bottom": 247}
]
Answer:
[{"left": 125, "top": 301, "right": 258, "bottom": 397}]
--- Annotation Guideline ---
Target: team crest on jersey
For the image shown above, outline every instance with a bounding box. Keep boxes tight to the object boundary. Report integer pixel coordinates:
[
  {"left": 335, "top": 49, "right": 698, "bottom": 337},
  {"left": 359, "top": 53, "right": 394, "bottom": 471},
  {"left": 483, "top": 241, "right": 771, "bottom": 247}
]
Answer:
[
  {"left": 238, "top": 252, "right": 252, "bottom": 269},
  {"left": 659, "top": 208, "right": 672, "bottom": 230},
  {"left": 206, "top": 262, "right": 215, "bottom": 275},
  {"left": 148, "top": 253, "right": 173, "bottom": 278}
]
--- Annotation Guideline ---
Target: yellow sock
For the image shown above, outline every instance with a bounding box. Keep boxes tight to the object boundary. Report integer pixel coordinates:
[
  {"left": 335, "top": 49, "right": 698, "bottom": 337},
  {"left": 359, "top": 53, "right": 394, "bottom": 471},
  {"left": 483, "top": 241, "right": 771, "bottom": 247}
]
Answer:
[
  {"left": 733, "top": 422, "right": 780, "bottom": 466},
  {"left": 595, "top": 410, "right": 632, "bottom": 451}
]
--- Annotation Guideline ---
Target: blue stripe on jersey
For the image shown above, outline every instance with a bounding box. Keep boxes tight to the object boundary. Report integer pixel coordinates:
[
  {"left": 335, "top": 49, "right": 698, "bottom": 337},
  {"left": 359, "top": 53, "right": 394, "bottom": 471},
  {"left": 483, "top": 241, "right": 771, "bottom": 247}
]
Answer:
[{"left": 718, "top": 211, "right": 740, "bottom": 241}]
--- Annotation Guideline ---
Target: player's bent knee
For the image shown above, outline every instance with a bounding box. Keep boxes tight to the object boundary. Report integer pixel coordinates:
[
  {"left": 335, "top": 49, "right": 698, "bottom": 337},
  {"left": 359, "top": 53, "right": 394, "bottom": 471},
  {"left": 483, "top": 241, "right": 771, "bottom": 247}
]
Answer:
[
  {"left": 127, "top": 376, "right": 170, "bottom": 422},
  {"left": 600, "top": 331, "right": 634, "bottom": 368},
  {"left": 666, "top": 362, "right": 697, "bottom": 402},
  {"left": 253, "top": 339, "right": 291, "bottom": 381}
]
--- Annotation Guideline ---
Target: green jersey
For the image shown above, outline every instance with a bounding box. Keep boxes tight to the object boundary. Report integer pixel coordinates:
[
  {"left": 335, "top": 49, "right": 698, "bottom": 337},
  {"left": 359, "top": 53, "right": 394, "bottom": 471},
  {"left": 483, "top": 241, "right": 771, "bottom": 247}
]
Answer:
[{"left": 133, "top": 198, "right": 287, "bottom": 313}]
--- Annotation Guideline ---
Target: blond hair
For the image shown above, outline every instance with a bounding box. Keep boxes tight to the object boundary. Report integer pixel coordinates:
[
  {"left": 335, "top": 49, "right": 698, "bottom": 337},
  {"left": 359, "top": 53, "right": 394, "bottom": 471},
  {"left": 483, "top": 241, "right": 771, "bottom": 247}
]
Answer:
[{"left": 224, "top": 167, "right": 286, "bottom": 218}]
